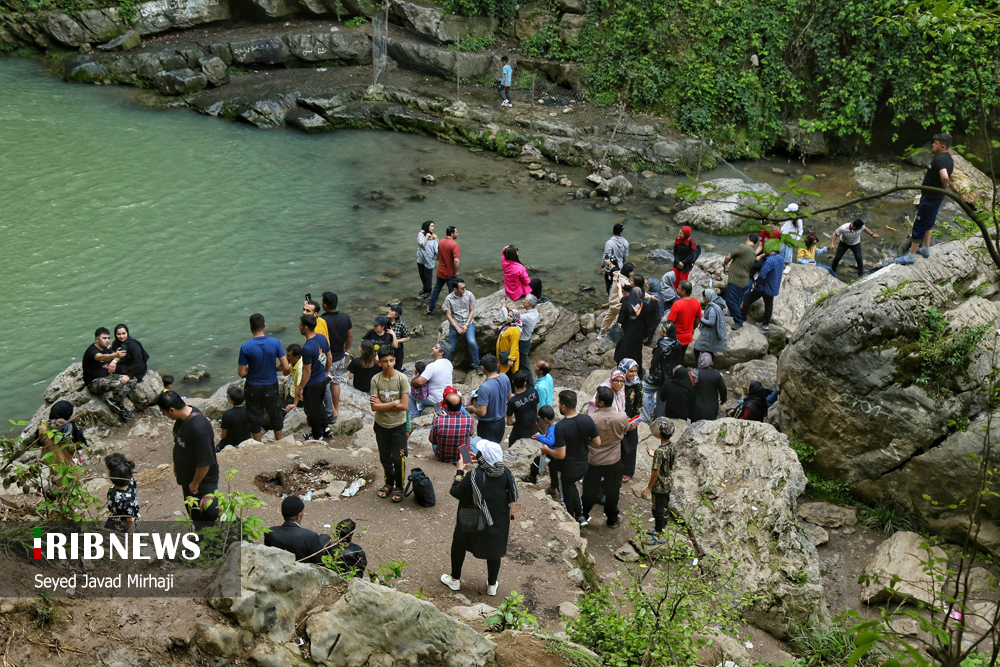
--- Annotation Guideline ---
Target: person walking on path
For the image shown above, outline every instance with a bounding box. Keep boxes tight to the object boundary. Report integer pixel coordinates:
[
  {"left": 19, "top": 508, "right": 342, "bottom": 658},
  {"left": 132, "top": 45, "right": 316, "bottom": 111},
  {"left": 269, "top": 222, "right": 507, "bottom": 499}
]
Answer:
[
  {"left": 502, "top": 245, "right": 543, "bottom": 302},
  {"left": 598, "top": 262, "right": 634, "bottom": 339},
  {"left": 742, "top": 249, "right": 784, "bottom": 334},
  {"left": 321, "top": 292, "right": 352, "bottom": 423},
  {"left": 583, "top": 386, "right": 627, "bottom": 527},
  {"left": 417, "top": 221, "right": 438, "bottom": 298},
  {"left": 499, "top": 56, "right": 513, "bottom": 108},
  {"left": 370, "top": 346, "right": 410, "bottom": 503},
  {"left": 496, "top": 305, "right": 523, "bottom": 377},
  {"left": 666, "top": 281, "right": 701, "bottom": 359},
  {"left": 897, "top": 133, "right": 955, "bottom": 264},
  {"left": 642, "top": 419, "right": 677, "bottom": 544},
  {"left": 386, "top": 304, "right": 410, "bottom": 372},
  {"left": 722, "top": 234, "right": 759, "bottom": 329},
  {"left": 298, "top": 315, "right": 333, "bottom": 441},
  {"left": 829, "top": 219, "right": 879, "bottom": 278},
  {"left": 693, "top": 288, "right": 728, "bottom": 361},
  {"left": 519, "top": 294, "right": 540, "bottom": 385},
  {"left": 471, "top": 355, "right": 511, "bottom": 442},
  {"left": 83, "top": 327, "right": 136, "bottom": 420},
  {"left": 690, "top": 355, "right": 728, "bottom": 422},
  {"left": 428, "top": 226, "right": 460, "bottom": 314},
  {"left": 238, "top": 314, "right": 290, "bottom": 442},
  {"left": 156, "top": 391, "right": 219, "bottom": 528},
  {"left": 444, "top": 278, "right": 481, "bottom": 372},
  {"left": 779, "top": 204, "right": 804, "bottom": 275},
  {"left": 672, "top": 226, "right": 701, "bottom": 289},
  {"left": 410, "top": 342, "right": 454, "bottom": 416},
  {"left": 440, "top": 440, "right": 518, "bottom": 597},
  {"left": 602, "top": 223, "right": 629, "bottom": 294}
]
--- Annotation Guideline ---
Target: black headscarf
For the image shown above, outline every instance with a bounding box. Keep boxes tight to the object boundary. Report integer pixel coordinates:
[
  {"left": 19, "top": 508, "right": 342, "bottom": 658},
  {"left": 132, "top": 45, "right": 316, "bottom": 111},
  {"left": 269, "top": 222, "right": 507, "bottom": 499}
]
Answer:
[
  {"left": 43, "top": 400, "right": 87, "bottom": 447},
  {"left": 421, "top": 220, "right": 434, "bottom": 234},
  {"left": 49, "top": 401, "right": 73, "bottom": 421},
  {"left": 740, "top": 381, "right": 771, "bottom": 422},
  {"left": 111, "top": 324, "right": 149, "bottom": 380}
]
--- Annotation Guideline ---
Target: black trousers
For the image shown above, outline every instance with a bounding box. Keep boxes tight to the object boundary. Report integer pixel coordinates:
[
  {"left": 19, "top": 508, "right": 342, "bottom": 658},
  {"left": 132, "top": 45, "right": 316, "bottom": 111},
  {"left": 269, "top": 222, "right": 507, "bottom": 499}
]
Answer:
[
  {"left": 417, "top": 263, "right": 433, "bottom": 295},
  {"left": 303, "top": 383, "right": 327, "bottom": 439},
  {"left": 582, "top": 461, "right": 622, "bottom": 522},
  {"left": 181, "top": 482, "right": 219, "bottom": 529},
  {"left": 652, "top": 491, "right": 670, "bottom": 533},
  {"left": 477, "top": 419, "right": 506, "bottom": 443},
  {"left": 529, "top": 457, "right": 561, "bottom": 489},
  {"left": 560, "top": 463, "right": 588, "bottom": 519},
  {"left": 374, "top": 423, "right": 408, "bottom": 488},
  {"left": 742, "top": 290, "right": 774, "bottom": 325},
  {"left": 517, "top": 339, "right": 534, "bottom": 387},
  {"left": 620, "top": 429, "right": 638, "bottom": 478},
  {"left": 451, "top": 539, "right": 502, "bottom": 585},
  {"left": 831, "top": 241, "right": 864, "bottom": 277},
  {"left": 528, "top": 278, "right": 543, "bottom": 300}
]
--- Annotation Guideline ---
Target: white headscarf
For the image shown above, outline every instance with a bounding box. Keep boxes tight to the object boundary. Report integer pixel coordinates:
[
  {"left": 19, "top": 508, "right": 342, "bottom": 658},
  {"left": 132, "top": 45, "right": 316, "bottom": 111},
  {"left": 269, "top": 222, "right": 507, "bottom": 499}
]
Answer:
[{"left": 477, "top": 440, "right": 504, "bottom": 467}]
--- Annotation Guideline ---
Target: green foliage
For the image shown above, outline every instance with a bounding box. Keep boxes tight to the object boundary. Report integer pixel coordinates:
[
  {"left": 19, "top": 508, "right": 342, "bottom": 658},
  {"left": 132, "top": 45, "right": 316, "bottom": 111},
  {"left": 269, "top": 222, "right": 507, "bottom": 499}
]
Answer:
[
  {"left": 791, "top": 623, "right": 881, "bottom": 667},
  {"left": 33, "top": 593, "right": 55, "bottom": 628},
  {"left": 812, "top": 289, "right": 838, "bottom": 306},
  {"left": 876, "top": 281, "right": 911, "bottom": 302},
  {"left": 485, "top": 590, "right": 538, "bottom": 631},
  {"left": 804, "top": 471, "right": 855, "bottom": 506},
  {"left": 789, "top": 436, "right": 817, "bottom": 464},
  {"left": 913, "top": 306, "right": 989, "bottom": 387},
  {"left": 440, "top": 0, "right": 517, "bottom": 24},
  {"left": 201, "top": 469, "right": 269, "bottom": 542},
  {"left": 543, "top": 638, "right": 603, "bottom": 667},
  {"left": 858, "top": 502, "right": 914, "bottom": 536},
  {"left": 345, "top": 16, "right": 368, "bottom": 28},
  {"left": 449, "top": 34, "right": 496, "bottom": 51},
  {"left": 368, "top": 558, "right": 407, "bottom": 586}
]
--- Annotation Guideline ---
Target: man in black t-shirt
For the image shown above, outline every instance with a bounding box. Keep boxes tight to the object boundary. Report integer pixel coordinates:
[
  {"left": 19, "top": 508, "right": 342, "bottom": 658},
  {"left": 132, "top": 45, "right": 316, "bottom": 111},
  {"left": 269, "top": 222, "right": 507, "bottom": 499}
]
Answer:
[
  {"left": 506, "top": 369, "right": 539, "bottom": 444},
  {"left": 897, "top": 133, "right": 955, "bottom": 265},
  {"left": 539, "top": 390, "right": 600, "bottom": 526},
  {"left": 219, "top": 385, "right": 251, "bottom": 450},
  {"left": 321, "top": 292, "right": 353, "bottom": 422},
  {"left": 83, "top": 327, "right": 137, "bottom": 420},
  {"left": 156, "top": 391, "right": 220, "bottom": 528}
]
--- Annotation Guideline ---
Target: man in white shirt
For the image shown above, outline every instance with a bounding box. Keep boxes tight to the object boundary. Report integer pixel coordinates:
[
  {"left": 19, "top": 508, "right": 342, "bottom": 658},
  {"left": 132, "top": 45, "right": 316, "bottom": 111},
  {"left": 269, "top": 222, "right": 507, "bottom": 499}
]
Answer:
[
  {"left": 828, "top": 219, "right": 879, "bottom": 279},
  {"left": 409, "top": 341, "right": 454, "bottom": 417}
]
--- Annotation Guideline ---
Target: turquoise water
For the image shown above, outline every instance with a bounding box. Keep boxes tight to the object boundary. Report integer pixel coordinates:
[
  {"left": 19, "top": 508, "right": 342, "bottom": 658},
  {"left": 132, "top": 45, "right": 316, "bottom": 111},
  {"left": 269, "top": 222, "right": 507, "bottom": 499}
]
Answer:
[{"left": 1, "top": 57, "right": 681, "bottom": 424}]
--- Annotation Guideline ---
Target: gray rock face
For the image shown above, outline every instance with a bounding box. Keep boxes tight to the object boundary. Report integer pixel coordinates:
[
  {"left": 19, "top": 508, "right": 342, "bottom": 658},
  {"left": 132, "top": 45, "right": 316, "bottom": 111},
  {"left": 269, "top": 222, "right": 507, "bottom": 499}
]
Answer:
[
  {"left": 688, "top": 323, "right": 768, "bottom": 369},
  {"left": 744, "top": 264, "right": 841, "bottom": 334},
  {"left": 673, "top": 178, "right": 780, "bottom": 234},
  {"left": 98, "top": 29, "right": 141, "bottom": 51},
  {"left": 230, "top": 36, "right": 293, "bottom": 65},
  {"left": 154, "top": 67, "right": 208, "bottom": 95},
  {"left": 307, "top": 577, "right": 496, "bottom": 667},
  {"left": 285, "top": 107, "right": 331, "bottom": 133},
  {"left": 238, "top": 98, "right": 293, "bottom": 129},
  {"left": 208, "top": 543, "right": 341, "bottom": 643},
  {"left": 596, "top": 174, "right": 633, "bottom": 198},
  {"left": 76, "top": 8, "right": 126, "bottom": 42},
  {"left": 244, "top": 0, "right": 299, "bottom": 17},
  {"left": 778, "top": 238, "right": 1000, "bottom": 555},
  {"left": 46, "top": 13, "right": 86, "bottom": 46},
  {"left": 861, "top": 531, "right": 946, "bottom": 607},
  {"left": 557, "top": 12, "right": 586, "bottom": 43},
  {"left": 727, "top": 356, "right": 777, "bottom": 399},
  {"left": 286, "top": 31, "right": 372, "bottom": 63},
  {"left": 556, "top": 0, "right": 586, "bottom": 12},
  {"left": 670, "top": 419, "right": 830, "bottom": 638},
  {"left": 132, "top": 0, "right": 232, "bottom": 35},
  {"left": 851, "top": 161, "right": 923, "bottom": 200},
  {"left": 198, "top": 55, "right": 229, "bottom": 86},
  {"left": 387, "top": 37, "right": 492, "bottom": 79},
  {"left": 796, "top": 502, "right": 857, "bottom": 528},
  {"left": 779, "top": 120, "right": 827, "bottom": 156},
  {"left": 436, "top": 289, "right": 580, "bottom": 366},
  {"left": 67, "top": 60, "right": 110, "bottom": 82}
]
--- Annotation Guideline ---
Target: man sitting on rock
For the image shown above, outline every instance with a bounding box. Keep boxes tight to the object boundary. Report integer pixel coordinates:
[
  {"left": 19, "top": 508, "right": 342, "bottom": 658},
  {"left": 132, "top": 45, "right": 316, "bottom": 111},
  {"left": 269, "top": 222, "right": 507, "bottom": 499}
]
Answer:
[
  {"left": 83, "top": 327, "right": 136, "bottom": 420},
  {"left": 332, "top": 518, "right": 367, "bottom": 574},
  {"left": 264, "top": 495, "right": 332, "bottom": 564},
  {"left": 429, "top": 387, "right": 474, "bottom": 465}
]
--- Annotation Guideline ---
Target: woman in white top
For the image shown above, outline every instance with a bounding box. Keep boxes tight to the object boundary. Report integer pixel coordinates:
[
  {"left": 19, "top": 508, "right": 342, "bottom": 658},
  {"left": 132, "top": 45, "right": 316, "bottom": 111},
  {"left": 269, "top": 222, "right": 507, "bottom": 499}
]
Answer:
[
  {"left": 417, "top": 221, "right": 439, "bottom": 299},
  {"left": 779, "top": 203, "right": 804, "bottom": 275}
]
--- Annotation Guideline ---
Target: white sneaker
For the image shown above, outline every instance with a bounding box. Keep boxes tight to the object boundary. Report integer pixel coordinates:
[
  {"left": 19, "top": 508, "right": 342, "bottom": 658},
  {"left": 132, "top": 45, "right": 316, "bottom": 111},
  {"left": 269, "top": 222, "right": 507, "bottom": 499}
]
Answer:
[
  {"left": 440, "top": 574, "right": 461, "bottom": 591},
  {"left": 486, "top": 582, "right": 499, "bottom": 596},
  {"left": 783, "top": 265, "right": 791, "bottom": 275}
]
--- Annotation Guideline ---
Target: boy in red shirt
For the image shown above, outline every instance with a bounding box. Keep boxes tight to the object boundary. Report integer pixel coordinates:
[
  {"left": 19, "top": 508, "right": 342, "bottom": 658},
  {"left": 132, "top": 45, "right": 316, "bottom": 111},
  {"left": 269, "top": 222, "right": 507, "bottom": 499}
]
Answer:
[{"left": 666, "top": 281, "right": 702, "bottom": 357}]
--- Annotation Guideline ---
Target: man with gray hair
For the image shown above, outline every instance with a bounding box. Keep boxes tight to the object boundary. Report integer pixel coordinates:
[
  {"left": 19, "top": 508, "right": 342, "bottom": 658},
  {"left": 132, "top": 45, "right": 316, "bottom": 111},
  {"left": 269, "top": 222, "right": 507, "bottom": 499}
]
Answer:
[
  {"left": 896, "top": 133, "right": 955, "bottom": 265},
  {"left": 519, "top": 294, "right": 540, "bottom": 385},
  {"left": 410, "top": 341, "right": 453, "bottom": 417},
  {"left": 443, "top": 278, "right": 481, "bottom": 375}
]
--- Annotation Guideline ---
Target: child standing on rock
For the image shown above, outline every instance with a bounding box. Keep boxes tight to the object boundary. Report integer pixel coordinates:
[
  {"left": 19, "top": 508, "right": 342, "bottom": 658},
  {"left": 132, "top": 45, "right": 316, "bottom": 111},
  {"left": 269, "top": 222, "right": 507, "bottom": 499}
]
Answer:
[{"left": 642, "top": 419, "right": 676, "bottom": 545}]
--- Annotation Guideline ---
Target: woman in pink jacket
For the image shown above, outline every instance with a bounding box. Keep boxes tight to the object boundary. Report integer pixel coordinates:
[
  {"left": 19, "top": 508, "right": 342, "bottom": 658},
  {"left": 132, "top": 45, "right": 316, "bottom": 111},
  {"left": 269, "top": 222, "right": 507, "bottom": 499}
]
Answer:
[{"left": 502, "top": 245, "right": 544, "bottom": 302}]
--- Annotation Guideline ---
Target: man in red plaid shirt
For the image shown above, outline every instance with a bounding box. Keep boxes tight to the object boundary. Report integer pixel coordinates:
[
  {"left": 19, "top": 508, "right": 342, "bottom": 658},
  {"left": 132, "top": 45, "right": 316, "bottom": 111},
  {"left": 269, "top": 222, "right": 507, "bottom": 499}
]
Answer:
[{"left": 429, "top": 387, "right": 474, "bottom": 464}]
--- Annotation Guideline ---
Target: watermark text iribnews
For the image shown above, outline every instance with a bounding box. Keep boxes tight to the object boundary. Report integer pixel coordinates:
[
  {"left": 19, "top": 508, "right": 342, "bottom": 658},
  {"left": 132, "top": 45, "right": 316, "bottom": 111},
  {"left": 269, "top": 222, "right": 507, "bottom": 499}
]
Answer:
[{"left": 39, "top": 532, "right": 202, "bottom": 560}]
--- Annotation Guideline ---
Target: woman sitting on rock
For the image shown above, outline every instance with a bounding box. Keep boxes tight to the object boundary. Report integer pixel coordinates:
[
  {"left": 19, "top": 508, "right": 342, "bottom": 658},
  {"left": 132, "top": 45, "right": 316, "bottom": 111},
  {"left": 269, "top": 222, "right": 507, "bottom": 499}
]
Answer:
[
  {"left": 728, "top": 381, "right": 777, "bottom": 422},
  {"left": 441, "top": 440, "right": 518, "bottom": 597},
  {"left": 672, "top": 226, "right": 701, "bottom": 289},
  {"left": 110, "top": 324, "right": 149, "bottom": 383},
  {"left": 693, "top": 289, "right": 728, "bottom": 362},
  {"left": 501, "top": 245, "right": 543, "bottom": 302},
  {"left": 496, "top": 304, "right": 522, "bottom": 377}
]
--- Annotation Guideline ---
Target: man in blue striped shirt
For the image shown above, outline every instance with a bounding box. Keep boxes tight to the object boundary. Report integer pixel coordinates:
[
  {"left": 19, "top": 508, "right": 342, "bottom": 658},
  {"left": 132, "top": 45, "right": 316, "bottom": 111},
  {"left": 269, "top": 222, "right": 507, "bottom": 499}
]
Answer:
[{"left": 741, "top": 250, "right": 784, "bottom": 334}]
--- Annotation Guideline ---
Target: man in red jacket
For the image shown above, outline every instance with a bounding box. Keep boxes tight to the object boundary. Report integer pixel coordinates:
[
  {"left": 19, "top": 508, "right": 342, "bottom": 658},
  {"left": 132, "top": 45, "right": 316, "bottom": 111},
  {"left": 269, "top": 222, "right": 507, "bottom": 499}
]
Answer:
[{"left": 666, "top": 281, "right": 702, "bottom": 358}]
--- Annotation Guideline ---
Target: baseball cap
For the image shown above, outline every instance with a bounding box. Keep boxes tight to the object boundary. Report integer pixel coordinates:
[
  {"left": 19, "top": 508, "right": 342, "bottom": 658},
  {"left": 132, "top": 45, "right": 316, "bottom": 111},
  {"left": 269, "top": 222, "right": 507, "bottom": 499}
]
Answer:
[{"left": 373, "top": 315, "right": 390, "bottom": 327}]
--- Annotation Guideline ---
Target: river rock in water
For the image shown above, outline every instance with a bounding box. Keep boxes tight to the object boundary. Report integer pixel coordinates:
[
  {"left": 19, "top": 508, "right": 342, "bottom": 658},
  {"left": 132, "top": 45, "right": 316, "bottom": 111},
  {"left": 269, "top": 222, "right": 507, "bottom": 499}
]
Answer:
[
  {"left": 669, "top": 419, "right": 830, "bottom": 638},
  {"left": 673, "top": 178, "right": 780, "bottom": 235},
  {"left": 778, "top": 237, "right": 1000, "bottom": 555}
]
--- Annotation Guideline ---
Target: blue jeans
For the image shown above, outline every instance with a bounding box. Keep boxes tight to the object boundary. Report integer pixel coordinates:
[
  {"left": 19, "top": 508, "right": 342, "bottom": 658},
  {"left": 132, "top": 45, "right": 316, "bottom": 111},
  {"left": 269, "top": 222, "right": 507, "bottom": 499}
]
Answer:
[
  {"left": 448, "top": 322, "right": 480, "bottom": 369},
  {"left": 913, "top": 195, "right": 944, "bottom": 241},
  {"left": 725, "top": 282, "right": 749, "bottom": 327},
  {"left": 427, "top": 276, "right": 453, "bottom": 313},
  {"left": 409, "top": 394, "right": 445, "bottom": 418}
]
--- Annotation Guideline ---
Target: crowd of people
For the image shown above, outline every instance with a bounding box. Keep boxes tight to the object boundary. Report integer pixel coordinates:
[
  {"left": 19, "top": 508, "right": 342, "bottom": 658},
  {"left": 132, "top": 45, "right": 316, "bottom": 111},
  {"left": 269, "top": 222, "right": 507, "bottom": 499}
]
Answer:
[{"left": 65, "top": 133, "right": 958, "bottom": 585}]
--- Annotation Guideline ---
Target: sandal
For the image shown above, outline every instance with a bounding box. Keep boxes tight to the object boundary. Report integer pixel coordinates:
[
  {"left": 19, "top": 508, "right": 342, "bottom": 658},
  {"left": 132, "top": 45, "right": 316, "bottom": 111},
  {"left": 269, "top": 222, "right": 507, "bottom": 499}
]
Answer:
[
  {"left": 391, "top": 488, "right": 404, "bottom": 503},
  {"left": 377, "top": 485, "right": 392, "bottom": 499},
  {"left": 622, "top": 475, "right": 631, "bottom": 483}
]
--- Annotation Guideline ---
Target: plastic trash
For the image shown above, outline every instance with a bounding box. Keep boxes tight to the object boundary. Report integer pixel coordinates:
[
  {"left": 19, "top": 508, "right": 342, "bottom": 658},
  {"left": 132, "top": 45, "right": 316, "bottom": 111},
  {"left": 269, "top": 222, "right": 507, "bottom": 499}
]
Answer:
[
  {"left": 708, "top": 277, "right": 714, "bottom": 287},
  {"left": 744, "top": 641, "right": 754, "bottom": 650},
  {"left": 303, "top": 489, "right": 314, "bottom": 501},
  {"left": 342, "top": 478, "right": 366, "bottom": 497}
]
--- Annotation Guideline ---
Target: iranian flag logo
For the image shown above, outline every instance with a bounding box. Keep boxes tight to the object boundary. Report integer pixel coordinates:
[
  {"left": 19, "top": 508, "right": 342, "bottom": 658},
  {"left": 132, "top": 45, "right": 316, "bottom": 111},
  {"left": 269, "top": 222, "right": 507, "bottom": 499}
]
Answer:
[{"left": 34, "top": 526, "right": 42, "bottom": 559}]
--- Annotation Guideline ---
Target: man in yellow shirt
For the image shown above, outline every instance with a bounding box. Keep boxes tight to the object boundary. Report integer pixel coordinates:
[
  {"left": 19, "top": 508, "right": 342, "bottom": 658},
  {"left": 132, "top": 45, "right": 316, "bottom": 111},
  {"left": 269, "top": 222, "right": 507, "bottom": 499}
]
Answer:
[
  {"left": 304, "top": 299, "right": 334, "bottom": 425},
  {"left": 283, "top": 343, "right": 303, "bottom": 411}
]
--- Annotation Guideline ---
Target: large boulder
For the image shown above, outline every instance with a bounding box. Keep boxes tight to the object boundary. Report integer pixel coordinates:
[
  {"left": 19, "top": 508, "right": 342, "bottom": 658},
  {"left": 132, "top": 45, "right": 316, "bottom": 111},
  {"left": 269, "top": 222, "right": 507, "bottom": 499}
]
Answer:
[
  {"left": 436, "top": 289, "right": 580, "bottom": 367},
  {"left": 670, "top": 420, "right": 830, "bottom": 638},
  {"left": 779, "top": 120, "right": 827, "bottom": 156},
  {"left": 687, "top": 323, "right": 768, "bottom": 369},
  {"left": 851, "top": 162, "right": 923, "bottom": 200},
  {"left": 208, "top": 543, "right": 341, "bottom": 643},
  {"left": 285, "top": 31, "right": 372, "bottom": 64},
  {"left": 744, "top": 264, "right": 842, "bottom": 333},
  {"left": 132, "top": 0, "right": 232, "bottom": 34},
  {"left": 727, "top": 355, "right": 777, "bottom": 398},
  {"left": 306, "top": 577, "right": 496, "bottom": 667},
  {"left": 905, "top": 148, "right": 997, "bottom": 211},
  {"left": 778, "top": 237, "right": 1000, "bottom": 555},
  {"left": 674, "top": 178, "right": 780, "bottom": 234},
  {"left": 386, "top": 38, "right": 492, "bottom": 79},
  {"left": 861, "top": 531, "right": 946, "bottom": 607},
  {"left": 153, "top": 68, "right": 208, "bottom": 95}
]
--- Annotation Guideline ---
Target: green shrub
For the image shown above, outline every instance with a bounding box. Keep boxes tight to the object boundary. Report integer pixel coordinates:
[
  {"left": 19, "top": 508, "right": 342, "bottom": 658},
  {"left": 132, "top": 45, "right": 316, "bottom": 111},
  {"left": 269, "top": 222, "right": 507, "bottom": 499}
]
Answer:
[
  {"left": 345, "top": 16, "right": 368, "bottom": 28},
  {"left": 791, "top": 623, "right": 881, "bottom": 667},
  {"left": 858, "top": 502, "right": 914, "bottom": 536},
  {"left": 486, "top": 591, "right": 538, "bottom": 631}
]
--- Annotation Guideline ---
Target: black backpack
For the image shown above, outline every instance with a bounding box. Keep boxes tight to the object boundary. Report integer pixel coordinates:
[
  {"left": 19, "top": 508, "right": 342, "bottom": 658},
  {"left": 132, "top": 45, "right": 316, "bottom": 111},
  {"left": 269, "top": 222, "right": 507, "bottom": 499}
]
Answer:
[{"left": 404, "top": 468, "right": 436, "bottom": 507}]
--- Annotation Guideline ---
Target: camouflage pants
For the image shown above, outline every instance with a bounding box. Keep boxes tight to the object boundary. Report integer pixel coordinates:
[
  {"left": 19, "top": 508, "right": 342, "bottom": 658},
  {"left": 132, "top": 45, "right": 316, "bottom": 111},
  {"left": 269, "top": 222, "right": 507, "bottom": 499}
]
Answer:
[{"left": 88, "top": 375, "right": 138, "bottom": 405}]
